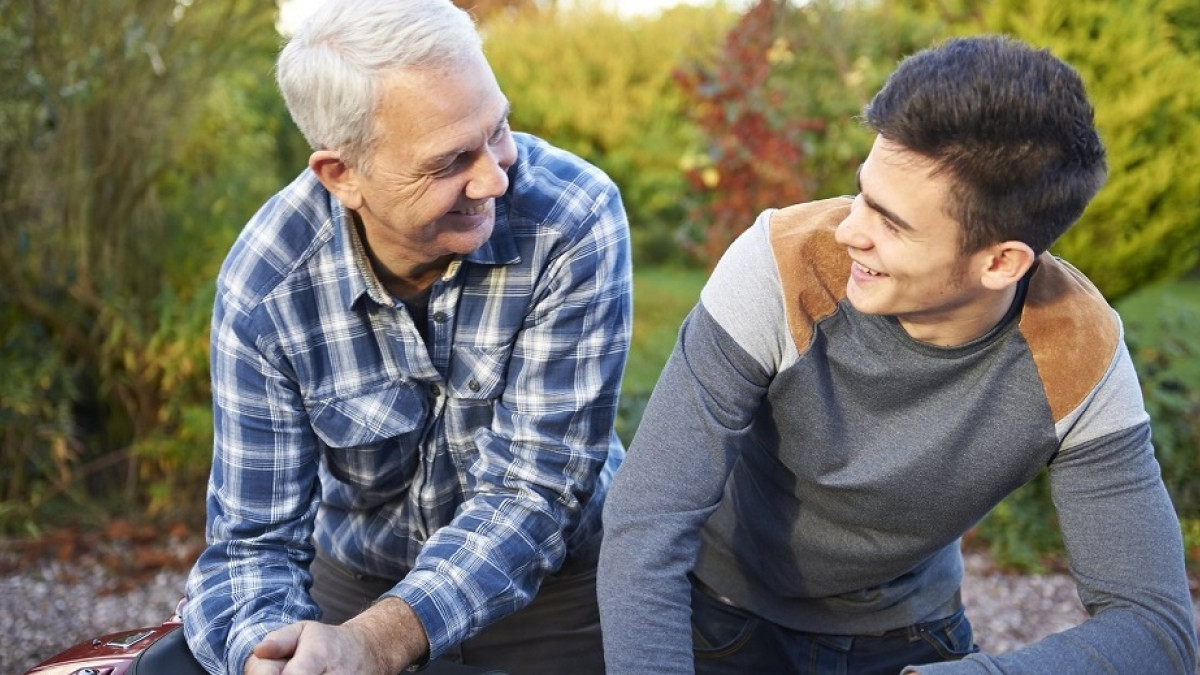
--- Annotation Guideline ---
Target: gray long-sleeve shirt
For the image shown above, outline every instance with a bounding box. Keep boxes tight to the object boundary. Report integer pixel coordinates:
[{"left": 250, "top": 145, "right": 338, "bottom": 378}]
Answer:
[{"left": 598, "top": 199, "right": 1197, "bottom": 674}]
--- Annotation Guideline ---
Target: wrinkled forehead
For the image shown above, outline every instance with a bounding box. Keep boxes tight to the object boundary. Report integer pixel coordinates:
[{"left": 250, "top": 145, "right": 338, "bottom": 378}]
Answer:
[{"left": 372, "top": 54, "right": 508, "bottom": 157}]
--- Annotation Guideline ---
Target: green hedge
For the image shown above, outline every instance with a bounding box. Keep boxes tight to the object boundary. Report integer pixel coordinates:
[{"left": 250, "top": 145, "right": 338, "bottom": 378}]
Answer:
[
  {"left": 961, "top": 0, "right": 1200, "bottom": 302},
  {"left": 483, "top": 5, "right": 735, "bottom": 266}
]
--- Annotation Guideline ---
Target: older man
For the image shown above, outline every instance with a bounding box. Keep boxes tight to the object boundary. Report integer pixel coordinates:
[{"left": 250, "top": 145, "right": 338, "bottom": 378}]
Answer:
[{"left": 182, "top": 1, "right": 630, "bottom": 673}]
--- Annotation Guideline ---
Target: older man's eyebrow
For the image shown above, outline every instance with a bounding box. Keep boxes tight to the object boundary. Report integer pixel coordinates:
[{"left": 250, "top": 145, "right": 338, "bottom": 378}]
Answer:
[
  {"left": 855, "top": 164, "right": 916, "bottom": 233},
  {"left": 425, "top": 102, "right": 513, "bottom": 170}
]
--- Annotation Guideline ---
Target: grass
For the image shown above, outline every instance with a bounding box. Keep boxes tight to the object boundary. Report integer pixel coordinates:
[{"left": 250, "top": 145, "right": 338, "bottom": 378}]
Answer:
[{"left": 616, "top": 265, "right": 708, "bottom": 444}]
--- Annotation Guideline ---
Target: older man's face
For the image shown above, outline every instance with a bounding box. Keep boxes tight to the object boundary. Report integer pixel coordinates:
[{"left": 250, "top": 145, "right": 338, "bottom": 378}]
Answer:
[{"left": 351, "top": 50, "right": 517, "bottom": 274}]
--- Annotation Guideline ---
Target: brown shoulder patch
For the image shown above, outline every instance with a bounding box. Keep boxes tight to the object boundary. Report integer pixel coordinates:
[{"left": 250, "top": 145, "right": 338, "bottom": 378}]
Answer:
[
  {"left": 1020, "top": 254, "right": 1120, "bottom": 422},
  {"left": 767, "top": 198, "right": 853, "bottom": 353}
]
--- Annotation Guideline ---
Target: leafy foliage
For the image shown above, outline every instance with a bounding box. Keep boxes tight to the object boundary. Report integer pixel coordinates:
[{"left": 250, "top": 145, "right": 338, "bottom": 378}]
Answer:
[
  {"left": 937, "top": 0, "right": 1200, "bottom": 301},
  {"left": 0, "top": 0, "right": 285, "bottom": 530},
  {"left": 766, "top": 2, "right": 947, "bottom": 199},
  {"left": 969, "top": 474, "right": 1061, "bottom": 573},
  {"left": 482, "top": 2, "right": 735, "bottom": 265},
  {"left": 1118, "top": 280, "right": 1200, "bottom": 521},
  {"left": 673, "top": 0, "right": 819, "bottom": 265},
  {"left": 672, "top": 0, "right": 948, "bottom": 267}
]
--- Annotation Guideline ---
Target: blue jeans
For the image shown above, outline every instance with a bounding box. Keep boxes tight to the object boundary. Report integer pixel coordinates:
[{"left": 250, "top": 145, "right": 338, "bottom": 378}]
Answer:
[{"left": 691, "top": 579, "right": 977, "bottom": 674}]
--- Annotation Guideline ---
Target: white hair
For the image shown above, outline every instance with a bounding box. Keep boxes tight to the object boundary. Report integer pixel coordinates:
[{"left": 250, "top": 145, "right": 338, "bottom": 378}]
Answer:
[{"left": 276, "top": 0, "right": 482, "bottom": 170}]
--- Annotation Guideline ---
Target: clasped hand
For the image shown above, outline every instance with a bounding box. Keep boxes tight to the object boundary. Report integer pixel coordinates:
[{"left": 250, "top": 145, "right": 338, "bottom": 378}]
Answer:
[
  {"left": 244, "top": 597, "right": 426, "bottom": 674},
  {"left": 243, "top": 621, "right": 391, "bottom": 674}
]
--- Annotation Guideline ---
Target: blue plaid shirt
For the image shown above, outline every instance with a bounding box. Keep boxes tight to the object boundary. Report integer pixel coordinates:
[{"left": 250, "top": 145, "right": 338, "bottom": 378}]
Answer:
[{"left": 183, "top": 133, "right": 631, "bottom": 674}]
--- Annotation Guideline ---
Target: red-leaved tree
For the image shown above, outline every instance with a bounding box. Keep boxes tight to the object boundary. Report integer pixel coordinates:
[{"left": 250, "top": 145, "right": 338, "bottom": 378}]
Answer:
[{"left": 674, "top": 0, "right": 823, "bottom": 266}]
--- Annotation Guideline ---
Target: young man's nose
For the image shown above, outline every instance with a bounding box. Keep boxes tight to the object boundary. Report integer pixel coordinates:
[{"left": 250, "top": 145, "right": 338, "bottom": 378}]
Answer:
[{"left": 835, "top": 195, "right": 873, "bottom": 249}]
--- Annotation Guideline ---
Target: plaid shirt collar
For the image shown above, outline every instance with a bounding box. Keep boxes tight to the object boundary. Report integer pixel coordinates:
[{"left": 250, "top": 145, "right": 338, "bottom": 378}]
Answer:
[{"left": 334, "top": 191, "right": 522, "bottom": 311}]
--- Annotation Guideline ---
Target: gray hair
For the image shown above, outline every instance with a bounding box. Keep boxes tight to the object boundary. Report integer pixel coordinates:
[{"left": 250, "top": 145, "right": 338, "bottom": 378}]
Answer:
[{"left": 277, "top": 0, "right": 482, "bottom": 170}]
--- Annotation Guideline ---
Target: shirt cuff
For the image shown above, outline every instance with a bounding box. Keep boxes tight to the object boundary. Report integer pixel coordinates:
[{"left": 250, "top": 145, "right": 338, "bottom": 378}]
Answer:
[{"left": 391, "top": 569, "right": 473, "bottom": 662}]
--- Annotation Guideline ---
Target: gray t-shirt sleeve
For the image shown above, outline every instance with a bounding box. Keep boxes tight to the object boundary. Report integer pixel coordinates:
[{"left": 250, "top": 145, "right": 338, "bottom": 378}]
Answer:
[
  {"left": 598, "top": 212, "right": 785, "bottom": 675},
  {"left": 699, "top": 209, "right": 791, "bottom": 375},
  {"left": 912, "top": 338, "right": 1197, "bottom": 674}
]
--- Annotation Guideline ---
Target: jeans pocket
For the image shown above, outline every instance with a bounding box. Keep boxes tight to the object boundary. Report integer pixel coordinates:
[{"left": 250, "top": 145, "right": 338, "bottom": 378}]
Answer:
[
  {"left": 690, "top": 584, "right": 760, "bottom": 659},
  {"left": 916, "top": 607, "right": 978, "bottom": 660}
]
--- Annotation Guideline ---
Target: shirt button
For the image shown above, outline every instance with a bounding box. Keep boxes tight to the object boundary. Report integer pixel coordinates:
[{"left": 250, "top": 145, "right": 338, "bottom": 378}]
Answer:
[
  {"left": 468, "top": 380, "right": 481, "bottom": 392},
  {"left": 433, "top": 311, "right": 447, "bottom": 323},
  {"left": 430, "top": 384, "right": 441, "bottom": 397}
]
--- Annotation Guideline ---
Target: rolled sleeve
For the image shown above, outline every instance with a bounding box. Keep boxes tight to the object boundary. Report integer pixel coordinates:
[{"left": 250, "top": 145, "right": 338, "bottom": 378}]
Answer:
[{"left": 183, "top": 292, "right": 324, "bottom": 673}]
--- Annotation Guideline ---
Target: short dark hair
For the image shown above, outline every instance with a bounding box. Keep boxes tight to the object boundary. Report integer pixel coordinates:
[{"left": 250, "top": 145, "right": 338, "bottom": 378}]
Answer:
[{"left": 864, "top": 35, "right": 1107, "bottom": 255}]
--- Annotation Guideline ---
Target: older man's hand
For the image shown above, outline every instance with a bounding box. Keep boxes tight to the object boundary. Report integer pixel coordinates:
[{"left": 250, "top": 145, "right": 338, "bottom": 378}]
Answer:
[{"left": 244, "top": 597, "right": 428, "bottom": 674}]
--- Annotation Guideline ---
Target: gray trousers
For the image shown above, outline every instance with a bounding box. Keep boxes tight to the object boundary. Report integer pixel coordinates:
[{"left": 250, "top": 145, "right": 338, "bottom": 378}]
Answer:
[{"left": 310, "top": 548, "right": 605, "bottom": 675}]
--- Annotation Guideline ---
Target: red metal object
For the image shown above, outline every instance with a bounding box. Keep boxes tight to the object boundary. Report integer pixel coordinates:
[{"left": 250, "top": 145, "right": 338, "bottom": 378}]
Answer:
[{"left": 24, "top": 619, "right": 205, "bottom": 675}]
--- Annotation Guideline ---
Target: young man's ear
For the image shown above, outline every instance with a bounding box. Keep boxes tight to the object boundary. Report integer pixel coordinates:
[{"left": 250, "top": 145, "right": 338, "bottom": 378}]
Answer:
[
  {"left": 309, "top": 150, "right": 364, "bottom": 210},
  {"left": 980, "top": 240, "right": 1037, "bottom": 291}
]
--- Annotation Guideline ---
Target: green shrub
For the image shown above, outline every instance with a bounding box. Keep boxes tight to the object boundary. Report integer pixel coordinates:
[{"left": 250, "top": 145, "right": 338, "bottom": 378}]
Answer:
[
  {"left": 970, "top": 474, "right": 1061, "bottom": 573},
  {"left": 769, "top": 1, "right": 947, "bottom": 200},
  {"left": 482, "top": 4, "right": 735, "bottom": 266},
  {"left": 0, "top": 317, "right": 79, "bottom": 535},
  {"left": 670, "top": 0, "right": 953, "bottom": 267},
  {"left": 949, "top": 0, "right": 1200, "bottom": 301},
  {"left": 1117, "top": 280, "right": 1200, "bottom": 523},
  {"left": 0, "top": 0, "right": 283, "bottom": 531}
]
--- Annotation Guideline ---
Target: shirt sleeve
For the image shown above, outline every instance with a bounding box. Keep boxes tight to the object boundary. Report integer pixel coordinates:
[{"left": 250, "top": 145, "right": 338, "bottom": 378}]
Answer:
[
  {"left": 911, "top": 341, "right": 1197, "bottom": 674},
  {"left": 597, "top": 216, "right": 784, "bottom": 675},
  {"left": 182, "top": 293, "right": 324, "bottom": 675},
  {"left": 390, "top": 176, "right": 634, "bottom": 657}
]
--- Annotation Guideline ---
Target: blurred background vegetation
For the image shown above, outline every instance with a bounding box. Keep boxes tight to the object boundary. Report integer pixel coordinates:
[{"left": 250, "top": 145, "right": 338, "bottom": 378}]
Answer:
[{"left": 1, "top": 0, "right": 1198, "bottom": 575}]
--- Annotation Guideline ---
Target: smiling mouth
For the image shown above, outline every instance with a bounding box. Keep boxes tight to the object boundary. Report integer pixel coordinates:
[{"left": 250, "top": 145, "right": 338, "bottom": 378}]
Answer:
[
  {"left": 454, "top": 202, "right": 490, "bottom": 216},
  {"left": 854, "top": 261, "right": 886, "bottom": 277}
]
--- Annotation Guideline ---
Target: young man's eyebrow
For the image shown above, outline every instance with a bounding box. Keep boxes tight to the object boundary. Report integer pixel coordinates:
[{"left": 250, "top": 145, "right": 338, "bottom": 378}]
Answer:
[{"left": 855, "top": 164, "right": 916, "bottom": 233}]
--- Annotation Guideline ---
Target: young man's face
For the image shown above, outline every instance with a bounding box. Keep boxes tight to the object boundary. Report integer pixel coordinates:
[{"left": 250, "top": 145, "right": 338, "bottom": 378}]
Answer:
[
  {"left": 834, "top": 135, "right": 1003, "bottom": 346},
  {"left": 350, "top": 50, "right": 518, "bottom": 273}
]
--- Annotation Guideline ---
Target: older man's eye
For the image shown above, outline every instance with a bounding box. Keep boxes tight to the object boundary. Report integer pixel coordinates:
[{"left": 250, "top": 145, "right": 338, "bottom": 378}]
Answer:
[
  {"left": 434, "top": 155, "right": 466, "bottom": 176},
  {"left": 489, "top": 121, "right": 510, "bottom": 144}
]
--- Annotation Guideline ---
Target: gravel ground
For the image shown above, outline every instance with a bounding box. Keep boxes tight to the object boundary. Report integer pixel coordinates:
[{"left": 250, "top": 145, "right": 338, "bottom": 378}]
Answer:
[{"left": 1, "top": 545, "right": 1197, "bottom": 674}]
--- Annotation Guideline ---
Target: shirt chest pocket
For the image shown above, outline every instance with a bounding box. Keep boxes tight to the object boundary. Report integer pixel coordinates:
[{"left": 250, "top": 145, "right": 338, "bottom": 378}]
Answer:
[
  {"left": 442, "top": 344, "right": 512, "bottom": 458},
  {"left": 447, "top": 344, "right": 511, "bottom": 402},
  {"left": 308, "top": 382, "right": 426, "bottom": 493}
]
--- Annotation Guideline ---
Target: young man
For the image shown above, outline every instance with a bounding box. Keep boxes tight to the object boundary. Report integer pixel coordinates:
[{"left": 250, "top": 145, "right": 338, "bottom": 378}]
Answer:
[
  {"left": 181, "top": 1, "right": 631, "bottom": 673},
  {"left": 598, "top": 35, "right": 1197, "bottom": 674}
]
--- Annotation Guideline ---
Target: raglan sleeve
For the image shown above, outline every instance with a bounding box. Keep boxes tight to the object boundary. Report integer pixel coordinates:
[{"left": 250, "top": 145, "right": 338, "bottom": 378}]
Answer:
[
  {"left": 911, "top": 328, "right": 1197, "bottom": 674},
  {"left": 597, "top": 210, "right": 791, "bottom": 675}
]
